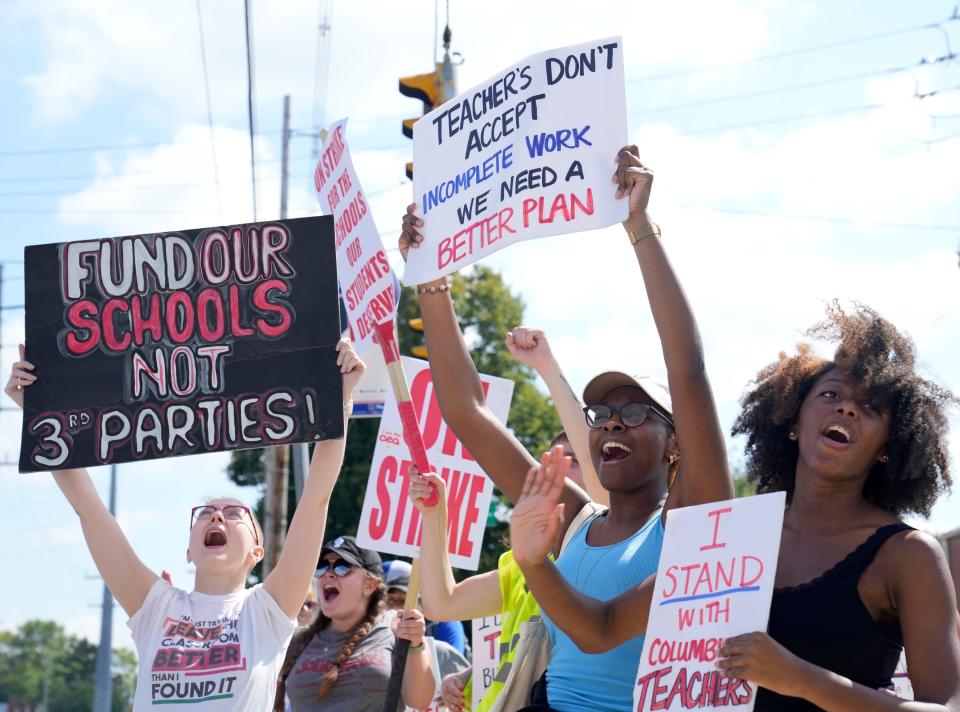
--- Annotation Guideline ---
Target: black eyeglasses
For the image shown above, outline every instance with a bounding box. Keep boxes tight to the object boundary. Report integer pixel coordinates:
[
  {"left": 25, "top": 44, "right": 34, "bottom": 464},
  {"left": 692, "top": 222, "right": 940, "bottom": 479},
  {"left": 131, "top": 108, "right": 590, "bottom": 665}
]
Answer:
[
  {"left": 190, "top": 504, "right": 259, "bottom": 545},
  {"left": 583, "top": 402, "right": 671, "bottom": 429},
  {"left": 316, "top": 559, "right": 353, "bottom": 578}
]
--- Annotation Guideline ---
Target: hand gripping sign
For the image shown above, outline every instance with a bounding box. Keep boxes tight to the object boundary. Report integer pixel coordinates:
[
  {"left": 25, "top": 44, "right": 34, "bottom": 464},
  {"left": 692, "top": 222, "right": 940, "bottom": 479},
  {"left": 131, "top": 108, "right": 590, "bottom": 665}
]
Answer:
[
  {"left": 314, "top": 119, "right": 396, "bottom": 352},
  {"left": 403, "top": 36, "right": 628, "bottom": 285},
  {"left": 19, "top": 218, "right": 343, "bottom": 472},
  {"left": 634, "top": 492, "right": 786, "bottom": 712},
  {"left": 356, "top": 356, "right": 514, "bottom": 571}
]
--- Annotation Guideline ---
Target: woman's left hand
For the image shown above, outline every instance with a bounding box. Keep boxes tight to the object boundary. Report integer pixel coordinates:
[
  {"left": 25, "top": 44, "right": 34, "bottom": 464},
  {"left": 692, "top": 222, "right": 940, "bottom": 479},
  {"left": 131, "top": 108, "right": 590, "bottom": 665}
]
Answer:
[
  {"left": 337, "top": 338, "right": 366, "bottom": 399},
  {"left": 395, "top": 608, "right": 426, "bottom": 647},
  {"left": 716, "top": 632, "right": 809, "bottom": 697}
]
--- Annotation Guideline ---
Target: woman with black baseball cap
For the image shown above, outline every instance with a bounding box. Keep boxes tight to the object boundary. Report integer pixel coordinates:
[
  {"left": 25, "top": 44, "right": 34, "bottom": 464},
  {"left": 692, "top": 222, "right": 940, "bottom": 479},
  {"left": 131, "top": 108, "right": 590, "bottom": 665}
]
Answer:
[{"left": 275, "top": 535, "right": 435, "bottom": 711}]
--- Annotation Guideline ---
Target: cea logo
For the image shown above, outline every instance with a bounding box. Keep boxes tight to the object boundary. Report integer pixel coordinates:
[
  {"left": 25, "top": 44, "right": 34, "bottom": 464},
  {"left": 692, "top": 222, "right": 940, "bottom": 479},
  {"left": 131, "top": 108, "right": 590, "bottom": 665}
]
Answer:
[{"left": 379, "top": 432, "right": 402, "bottom": 445}]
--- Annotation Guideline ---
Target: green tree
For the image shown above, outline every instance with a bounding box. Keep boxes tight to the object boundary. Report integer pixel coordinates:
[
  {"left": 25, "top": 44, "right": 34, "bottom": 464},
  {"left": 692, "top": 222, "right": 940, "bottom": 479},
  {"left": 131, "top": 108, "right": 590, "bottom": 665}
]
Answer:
[
  {"left": 731, "top": 463, "right": 756, "bottom": 498},
  {"left": 227, "top": 266, "right": 561, "bottom": 576},
  {"left": 0, "top": 619, "right": 137, "bottom": 711}
]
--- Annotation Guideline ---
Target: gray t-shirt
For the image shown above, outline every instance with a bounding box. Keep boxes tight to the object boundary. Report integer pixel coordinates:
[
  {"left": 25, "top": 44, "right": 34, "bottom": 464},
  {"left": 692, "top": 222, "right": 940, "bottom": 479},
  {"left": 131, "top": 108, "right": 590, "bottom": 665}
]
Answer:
[{"left": 286, "top": 620, "right": 399, "bottom": 711}]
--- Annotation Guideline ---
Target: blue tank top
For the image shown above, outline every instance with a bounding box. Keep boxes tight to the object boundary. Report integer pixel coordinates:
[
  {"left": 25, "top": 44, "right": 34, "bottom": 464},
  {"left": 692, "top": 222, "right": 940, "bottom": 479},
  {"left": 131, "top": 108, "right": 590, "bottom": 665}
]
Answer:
[{"left": 543, "top": 510, "right": 665, "bottom": 712}]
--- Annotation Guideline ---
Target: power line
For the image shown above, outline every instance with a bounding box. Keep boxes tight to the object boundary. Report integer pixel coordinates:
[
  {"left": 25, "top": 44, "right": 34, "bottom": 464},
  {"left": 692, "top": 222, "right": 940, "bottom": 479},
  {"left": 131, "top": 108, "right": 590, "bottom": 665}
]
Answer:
[
  {"left": 195, "top": 0, "right": 224, "bottom": 222},
  {"left": 0, "top": 177, "right": 287, "bottom": 199},
  {"left": 0, "top": 127, "right": 300, "bottom": 159},
  {"left": 0, "top": 154, "right": 316, "bottom": 186},
  {"left": 671, "top": 89, "right": 960, "bottom": 136},
  {"left": 632, "top": 54, "right": 956, "bottom": 115},
  {"left": 683, "top": 206, "right": 960, "bottom": 231},
  {"left": 244, "top": 0, "right": 258, "bottom": 221},
  {"left": 627, "top": 17, "right": 957, "bottom": 84}
]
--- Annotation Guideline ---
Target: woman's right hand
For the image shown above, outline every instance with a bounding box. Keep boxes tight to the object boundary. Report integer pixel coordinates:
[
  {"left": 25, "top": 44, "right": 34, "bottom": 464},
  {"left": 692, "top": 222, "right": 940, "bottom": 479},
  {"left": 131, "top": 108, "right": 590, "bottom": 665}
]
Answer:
[
  {"left": 510, "top": 446, "right": 569, "bottom": 567},
  {"left": 399, "top": 203, "right": 424, "bottom": 263},
  {"left": 4, "top": 344, "right": 36, "bottom": 409},
  {"left": 408, "top": 465, "right": 446, "bottom": 515},
  {"left": 506, "top": 326, "right": 555, "bottom": 373}
]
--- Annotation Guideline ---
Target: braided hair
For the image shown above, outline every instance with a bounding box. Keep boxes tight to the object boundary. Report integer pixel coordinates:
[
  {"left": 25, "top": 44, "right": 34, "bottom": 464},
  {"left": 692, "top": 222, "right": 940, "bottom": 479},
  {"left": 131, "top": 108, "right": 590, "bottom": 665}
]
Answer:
[{"left": 274, "top": 575, "right": 387, "bottom": 710}]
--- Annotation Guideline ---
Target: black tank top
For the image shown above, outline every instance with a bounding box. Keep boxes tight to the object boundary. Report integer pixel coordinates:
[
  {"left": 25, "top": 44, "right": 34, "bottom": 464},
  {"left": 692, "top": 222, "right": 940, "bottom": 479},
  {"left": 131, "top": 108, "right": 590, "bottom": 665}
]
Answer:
[{"left": 756, "top": 523, "right": 912, "bottom": 711}]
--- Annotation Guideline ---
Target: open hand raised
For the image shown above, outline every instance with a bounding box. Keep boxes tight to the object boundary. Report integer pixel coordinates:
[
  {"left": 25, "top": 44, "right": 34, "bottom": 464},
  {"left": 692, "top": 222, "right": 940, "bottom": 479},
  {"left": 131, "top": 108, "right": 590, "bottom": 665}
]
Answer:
[{"left": 510, "top": 445, "right": 570, "bottom": 567}]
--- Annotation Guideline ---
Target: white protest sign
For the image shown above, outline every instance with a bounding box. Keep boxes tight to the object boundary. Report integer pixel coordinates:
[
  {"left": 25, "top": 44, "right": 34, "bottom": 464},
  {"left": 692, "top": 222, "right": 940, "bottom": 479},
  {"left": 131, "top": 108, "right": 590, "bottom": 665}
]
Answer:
[
  {"left": 472, "top": 615, "right": 503, "bottom": 709},
  {"left": 403, "top": 37, "right": 628, "bottom": 285},
  {"left": 356, "top": 357, "right": 513, "bottom": 570},
  {"left": 634, "top": 492, "right": 786, "bottom": 711},
  {"left": 314, "top": 119, "right": 396, "bottom": 351}
]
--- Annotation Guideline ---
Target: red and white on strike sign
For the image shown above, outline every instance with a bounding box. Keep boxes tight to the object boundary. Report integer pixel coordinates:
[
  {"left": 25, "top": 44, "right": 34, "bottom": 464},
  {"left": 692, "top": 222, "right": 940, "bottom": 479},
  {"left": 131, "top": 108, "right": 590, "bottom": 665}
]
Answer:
[
  {"left": 314, "top": 119, "right": 396, "bottom": 352},
  {"left": 356, "top": 357, "right": 513, "bottom": 570}
]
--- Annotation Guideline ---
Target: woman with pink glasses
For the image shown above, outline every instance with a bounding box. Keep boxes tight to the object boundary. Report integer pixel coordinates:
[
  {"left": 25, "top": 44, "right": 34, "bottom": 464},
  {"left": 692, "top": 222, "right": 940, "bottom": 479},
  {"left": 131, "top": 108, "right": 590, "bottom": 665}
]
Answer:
[{"left": 5, "top": 338, "right": 364, "bottom": 710}]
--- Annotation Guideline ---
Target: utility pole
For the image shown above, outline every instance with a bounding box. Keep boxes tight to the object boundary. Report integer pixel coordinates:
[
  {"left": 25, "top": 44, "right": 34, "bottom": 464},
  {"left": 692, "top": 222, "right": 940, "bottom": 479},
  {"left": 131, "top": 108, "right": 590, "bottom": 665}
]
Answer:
[
  {"left": 263, "top": 95, "right": 294, "bottom": 577},
  {"left": 92, "top": 463, "right": 117, "bottom": 711},
  {"left": 280, "top": 94, "right": 290, "bottom": 220},
  {"left": 279, "top": 94, "right": 312, "bottom": 502}
]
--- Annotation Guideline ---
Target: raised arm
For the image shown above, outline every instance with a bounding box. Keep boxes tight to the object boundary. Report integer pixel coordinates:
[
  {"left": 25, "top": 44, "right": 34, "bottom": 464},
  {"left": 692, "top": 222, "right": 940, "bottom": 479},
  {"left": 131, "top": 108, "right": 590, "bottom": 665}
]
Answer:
[
  {"left": 615, "top": 148, "right": 732, "bottom": 512},
  {"left": 717, "top": 533, "right": 960, "bottom": 710},
  {"left": 510, "top": 446, "right": 654, "bottom": 653},
  {"left": 408, "top": 468, "right": 502, "bottom": 621},
  {"left": 263, "top": 339, "right": 364, "bottom": 618},
  {"left": 400, "top": 205, "right": 589, "bottom": 539},
  {"left": 506, "top": 326, "right": 608, "bottom": 506},
  {"left": 5, "top": 345, "right": 157, "bottom": 616}
]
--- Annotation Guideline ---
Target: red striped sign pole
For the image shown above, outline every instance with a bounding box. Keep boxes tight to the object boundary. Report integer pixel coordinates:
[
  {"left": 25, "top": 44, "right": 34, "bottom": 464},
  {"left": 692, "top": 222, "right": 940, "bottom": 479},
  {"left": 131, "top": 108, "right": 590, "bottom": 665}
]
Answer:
[{"left": 373, "top": 320, "right": 439, "bottom": 712}]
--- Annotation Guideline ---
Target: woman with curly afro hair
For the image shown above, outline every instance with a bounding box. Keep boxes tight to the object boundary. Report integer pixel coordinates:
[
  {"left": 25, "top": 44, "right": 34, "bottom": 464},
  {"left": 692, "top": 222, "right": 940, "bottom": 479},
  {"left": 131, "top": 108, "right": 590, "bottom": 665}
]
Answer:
[{"left": 715, "top": 301, "right": 960, "bottom": 710}]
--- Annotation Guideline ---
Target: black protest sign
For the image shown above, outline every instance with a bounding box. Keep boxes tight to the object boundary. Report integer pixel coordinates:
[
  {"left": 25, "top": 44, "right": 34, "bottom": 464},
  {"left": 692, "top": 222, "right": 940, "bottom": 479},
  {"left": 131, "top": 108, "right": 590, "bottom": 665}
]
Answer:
[{"left": 20, "top": 216, "right": 343, "bottom": 473}]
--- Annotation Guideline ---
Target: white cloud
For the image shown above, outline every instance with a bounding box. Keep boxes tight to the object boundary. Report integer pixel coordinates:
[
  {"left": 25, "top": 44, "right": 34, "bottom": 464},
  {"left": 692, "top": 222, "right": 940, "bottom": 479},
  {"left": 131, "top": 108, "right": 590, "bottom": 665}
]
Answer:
[
  {"left": 55, "top": 123, "right": 306, "bottom": 233},
  {"left": 13, "top": 0, "right": 774, "bottom": 131}
]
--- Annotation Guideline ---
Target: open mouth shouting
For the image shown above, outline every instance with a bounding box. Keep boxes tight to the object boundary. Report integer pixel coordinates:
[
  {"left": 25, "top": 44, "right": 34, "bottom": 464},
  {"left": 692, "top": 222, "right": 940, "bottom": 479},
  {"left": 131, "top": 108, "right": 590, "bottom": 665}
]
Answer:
[
  {"left": 820, "top": 422, "right": 854, "bottom": 449},
  {"left": 321, "top": 584, "right": 341, "bottom": 605},
  {"left": 601, "top": 440, "right": 633, "bottom": 464},
  {"left": 204, "top": 528, "right": 228, "bottom": 549}
]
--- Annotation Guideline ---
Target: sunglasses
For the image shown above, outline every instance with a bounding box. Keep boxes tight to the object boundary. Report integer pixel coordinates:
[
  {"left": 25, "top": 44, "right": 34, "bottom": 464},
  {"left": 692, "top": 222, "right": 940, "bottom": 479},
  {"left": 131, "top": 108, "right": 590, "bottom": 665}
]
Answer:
[
  {"left": 190, "top": 504, "right": 259, "bottom": 545},
  {"left": 316, "top": 559, "right": 354, "bottom": 578},
  {"left": 583, "top": 402, "right": 671, "bottom": 429}
]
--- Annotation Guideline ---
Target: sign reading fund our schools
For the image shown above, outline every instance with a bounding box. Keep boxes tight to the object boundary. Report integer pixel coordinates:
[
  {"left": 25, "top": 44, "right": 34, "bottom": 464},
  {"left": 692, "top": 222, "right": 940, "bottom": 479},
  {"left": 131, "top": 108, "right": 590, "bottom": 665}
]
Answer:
[
  {"left": 634, "top": 492, "right": 786, "bottom": 712},
  {"left": 402, "top": 37, "right": 628, "bottom": 285},
  {"left": 356, "top": 357, "right": 513, "bottom": 570},
  {"left": 20, "top": 217, "right": 343, "bottom": 472}
]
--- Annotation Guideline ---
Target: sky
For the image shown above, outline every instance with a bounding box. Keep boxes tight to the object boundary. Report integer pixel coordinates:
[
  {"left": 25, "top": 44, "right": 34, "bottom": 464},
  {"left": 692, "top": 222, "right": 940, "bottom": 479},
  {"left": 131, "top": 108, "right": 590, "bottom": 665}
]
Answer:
[{"left": 0, "top": 0, "right": 958, "bottom": 659}]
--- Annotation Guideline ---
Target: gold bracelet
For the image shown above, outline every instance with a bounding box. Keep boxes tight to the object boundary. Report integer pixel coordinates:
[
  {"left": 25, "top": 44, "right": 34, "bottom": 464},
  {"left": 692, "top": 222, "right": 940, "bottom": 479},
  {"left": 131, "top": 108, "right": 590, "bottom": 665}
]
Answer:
[
  {"left": 416, "top": 281, "right": 451, "bottom": 295},
  {"left": 628, "top": 223, "right": 661, "bottom": 245}
]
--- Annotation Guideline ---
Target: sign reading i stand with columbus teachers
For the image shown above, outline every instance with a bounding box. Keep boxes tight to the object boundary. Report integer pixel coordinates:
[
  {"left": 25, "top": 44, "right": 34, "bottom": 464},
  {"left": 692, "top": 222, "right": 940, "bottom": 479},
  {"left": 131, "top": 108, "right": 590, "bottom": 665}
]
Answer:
[
  {"left": 402, "top": 36, "right": 628, "bottom": 285},
  {"left": 634, "top": 492, "right": 786, "bottom": 712},
  {"left": 19, "top": 218, "right": 343, "bottom": 472}
]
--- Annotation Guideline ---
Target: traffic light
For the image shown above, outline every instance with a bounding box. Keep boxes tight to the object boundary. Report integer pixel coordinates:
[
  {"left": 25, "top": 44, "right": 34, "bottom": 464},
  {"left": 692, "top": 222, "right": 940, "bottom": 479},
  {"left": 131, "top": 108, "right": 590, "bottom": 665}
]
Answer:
[
  {"left": 399, "top": 70, "right": 440, "bottom": 180},
  {"left": 408, "top": 317, "right": 428, "bottom": 358},
  {"left": 399, "top": 57, "right": 456, "bottom": 180}
]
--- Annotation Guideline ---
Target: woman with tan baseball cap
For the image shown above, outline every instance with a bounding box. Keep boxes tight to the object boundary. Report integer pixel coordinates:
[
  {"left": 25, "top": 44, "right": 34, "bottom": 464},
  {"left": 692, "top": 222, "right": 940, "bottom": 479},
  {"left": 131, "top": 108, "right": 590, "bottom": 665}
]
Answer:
[{"left": 398, "top": 145, "right": 733, "bottom": 712}]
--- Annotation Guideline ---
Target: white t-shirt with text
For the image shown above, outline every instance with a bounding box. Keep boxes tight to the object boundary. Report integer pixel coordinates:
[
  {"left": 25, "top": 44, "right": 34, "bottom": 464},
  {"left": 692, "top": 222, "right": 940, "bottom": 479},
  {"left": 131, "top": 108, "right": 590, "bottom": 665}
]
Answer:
[{"left": 128, "top": 579, "right": 296, "bottom": 710}]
